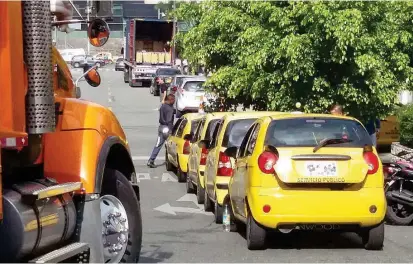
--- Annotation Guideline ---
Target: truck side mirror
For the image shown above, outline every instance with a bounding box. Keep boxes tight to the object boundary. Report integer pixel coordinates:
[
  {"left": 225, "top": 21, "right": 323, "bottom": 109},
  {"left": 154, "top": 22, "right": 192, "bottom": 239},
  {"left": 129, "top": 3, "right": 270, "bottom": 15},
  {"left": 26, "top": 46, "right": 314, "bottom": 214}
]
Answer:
[
  {"left": 87, "top": 18, "right": 110, "bottom": 47},
  {"left": 85, "top": 69, "right": 101, "bottom": 87}
]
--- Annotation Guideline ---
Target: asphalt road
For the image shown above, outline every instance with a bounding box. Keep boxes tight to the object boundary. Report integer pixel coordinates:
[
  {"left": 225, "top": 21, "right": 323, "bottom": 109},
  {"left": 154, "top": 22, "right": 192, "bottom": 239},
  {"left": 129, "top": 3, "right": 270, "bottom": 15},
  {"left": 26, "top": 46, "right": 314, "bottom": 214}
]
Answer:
[{"left": 73, "top": 65, "right": 413, "bottom": 262}]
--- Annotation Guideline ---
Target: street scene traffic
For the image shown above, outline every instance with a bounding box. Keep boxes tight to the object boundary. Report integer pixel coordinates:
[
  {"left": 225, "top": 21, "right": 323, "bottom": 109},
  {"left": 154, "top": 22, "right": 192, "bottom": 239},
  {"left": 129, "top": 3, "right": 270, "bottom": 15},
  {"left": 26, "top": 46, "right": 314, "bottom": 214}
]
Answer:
[{"left": 2, "top": 0, "right": 413, "bottom": 263}]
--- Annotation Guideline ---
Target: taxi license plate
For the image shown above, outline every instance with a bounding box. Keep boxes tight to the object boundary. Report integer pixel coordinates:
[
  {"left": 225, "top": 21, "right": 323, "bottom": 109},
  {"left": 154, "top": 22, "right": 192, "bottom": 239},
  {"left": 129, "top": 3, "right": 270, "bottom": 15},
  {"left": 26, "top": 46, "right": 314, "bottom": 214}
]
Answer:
[{"left": 304, "top": 161, "right": 337, "bottom": 177}]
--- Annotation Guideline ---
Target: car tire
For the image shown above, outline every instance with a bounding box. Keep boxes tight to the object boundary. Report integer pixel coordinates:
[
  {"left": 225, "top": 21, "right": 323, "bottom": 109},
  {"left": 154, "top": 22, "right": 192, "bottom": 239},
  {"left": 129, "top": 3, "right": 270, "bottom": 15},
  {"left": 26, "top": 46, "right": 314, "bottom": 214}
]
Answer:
[
  {"left": 214, "top": 198, "right": 223, "bottom": 224},
  {"left": 165, "top": 150, "right": 174, "bottom": 172},
  {"left": 196, "top": 174, "right": 205, "bottom": 204},
  {"left": 101, "top": 169, "right": 142, "bottom": 262},
  {"left": 124, "top": 68, "right": 129, "bottom": 83},
  {"left": 128, "top": 71, "right": 134, "bottom": 87},
  {"left": 176, "top": 163, "right": 186, "bottom": 183},
  {"left": 186, "top": 169, "right": 195, "bottom": 193},
  {"left": 204, "top": 187, "right": 213, "bottom": 212},
  {"left": 361, "top": 222, "right": 385, "bottom": 250},
  {"left": 246, "top": 210, "right": 267, "bottom": 250},
  {"left": 74, "top": 62, "right": 80, "bottom": 68}
]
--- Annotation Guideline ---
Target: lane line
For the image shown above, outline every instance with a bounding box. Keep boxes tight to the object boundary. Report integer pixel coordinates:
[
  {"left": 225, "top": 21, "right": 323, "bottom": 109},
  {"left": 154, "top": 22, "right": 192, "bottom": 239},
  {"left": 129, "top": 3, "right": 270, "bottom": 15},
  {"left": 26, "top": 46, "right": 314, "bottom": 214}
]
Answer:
[{"left": 132, "top": 156, "right": 165, "bottom": 161}]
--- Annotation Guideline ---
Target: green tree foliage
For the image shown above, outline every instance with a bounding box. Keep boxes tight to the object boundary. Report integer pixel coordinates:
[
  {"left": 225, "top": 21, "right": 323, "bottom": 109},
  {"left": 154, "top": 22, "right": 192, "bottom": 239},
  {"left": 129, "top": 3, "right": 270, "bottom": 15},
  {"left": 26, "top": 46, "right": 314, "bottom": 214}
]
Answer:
[{"left": 175, "top": 1, "right": 413, "bottom": 121}]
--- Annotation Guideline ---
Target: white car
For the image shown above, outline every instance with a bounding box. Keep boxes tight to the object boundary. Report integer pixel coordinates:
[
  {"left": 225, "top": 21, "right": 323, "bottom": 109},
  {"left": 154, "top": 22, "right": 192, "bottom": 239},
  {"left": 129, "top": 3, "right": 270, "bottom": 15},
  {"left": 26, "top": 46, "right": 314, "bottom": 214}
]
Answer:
[{"left": 173, "top": 76, "right": 207, "bottom": 117}]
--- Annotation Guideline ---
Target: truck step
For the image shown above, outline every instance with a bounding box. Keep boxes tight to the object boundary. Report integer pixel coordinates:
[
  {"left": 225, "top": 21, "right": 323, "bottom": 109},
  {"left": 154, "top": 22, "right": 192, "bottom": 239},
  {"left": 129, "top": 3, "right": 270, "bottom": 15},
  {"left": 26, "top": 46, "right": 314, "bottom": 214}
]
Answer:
[
  {"left": 29, "top": 242, "right": 90, "bottom": 263},
  {"left": 21, "top": 182, "right": 82, "bottom": 204}
]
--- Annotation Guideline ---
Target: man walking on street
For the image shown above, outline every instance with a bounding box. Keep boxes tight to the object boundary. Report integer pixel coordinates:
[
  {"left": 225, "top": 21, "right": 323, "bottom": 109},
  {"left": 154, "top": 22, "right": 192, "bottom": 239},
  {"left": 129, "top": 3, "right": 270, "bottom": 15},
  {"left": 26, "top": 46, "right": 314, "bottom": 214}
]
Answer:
[{"left": 147, "top": 94, "right": 176, "bottom": 168}]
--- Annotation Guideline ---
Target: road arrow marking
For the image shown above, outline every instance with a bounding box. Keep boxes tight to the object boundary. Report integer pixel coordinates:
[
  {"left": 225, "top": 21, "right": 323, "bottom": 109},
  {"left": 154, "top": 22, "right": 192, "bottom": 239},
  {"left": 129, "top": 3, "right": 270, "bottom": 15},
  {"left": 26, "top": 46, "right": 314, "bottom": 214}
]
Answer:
[
  {"left": 154, "top": 203, "right": 211, "bottom": 215},
  {"left": 161, "top": 173, "right": 178, "bottom": 182},
  {"left": 176, "top": 194, "right": 203, "bottom": 210}
]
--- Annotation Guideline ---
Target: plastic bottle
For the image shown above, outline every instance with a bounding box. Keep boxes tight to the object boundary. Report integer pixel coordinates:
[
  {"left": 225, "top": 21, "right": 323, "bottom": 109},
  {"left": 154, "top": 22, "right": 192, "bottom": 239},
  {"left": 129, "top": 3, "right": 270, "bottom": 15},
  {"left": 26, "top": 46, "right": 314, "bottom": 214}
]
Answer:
[{"left": 223, "top": 203, "right": 230, "bottom": 232}]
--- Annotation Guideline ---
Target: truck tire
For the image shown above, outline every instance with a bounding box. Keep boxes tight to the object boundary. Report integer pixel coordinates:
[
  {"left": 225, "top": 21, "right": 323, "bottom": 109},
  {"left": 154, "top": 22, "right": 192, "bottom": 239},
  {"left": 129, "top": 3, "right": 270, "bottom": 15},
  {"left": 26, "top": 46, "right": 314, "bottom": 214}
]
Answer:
[
  {"left": 128, "top": 70, "right": 134, "bottom": 87},
  {"left": 124, "top": 68, "right": 129, "bottom": 83},
  {"left": 101, "top": 169, "right": 142, "bottom": 263}
]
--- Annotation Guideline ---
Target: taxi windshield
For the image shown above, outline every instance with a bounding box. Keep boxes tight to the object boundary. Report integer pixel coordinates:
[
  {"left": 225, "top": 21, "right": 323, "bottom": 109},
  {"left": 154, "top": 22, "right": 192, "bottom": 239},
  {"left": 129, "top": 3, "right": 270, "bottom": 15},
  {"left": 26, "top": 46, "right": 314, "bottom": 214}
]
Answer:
[{"left": 264, "top": 118, "right": 372, "bottom": 148}]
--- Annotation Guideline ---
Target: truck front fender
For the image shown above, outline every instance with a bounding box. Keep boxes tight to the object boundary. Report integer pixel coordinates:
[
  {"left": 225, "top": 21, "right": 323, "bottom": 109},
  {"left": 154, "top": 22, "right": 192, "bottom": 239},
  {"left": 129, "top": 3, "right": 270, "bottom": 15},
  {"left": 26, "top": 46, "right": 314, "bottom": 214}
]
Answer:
[{"left": 44, "top": 98, "right": 136, "bottom": 195}]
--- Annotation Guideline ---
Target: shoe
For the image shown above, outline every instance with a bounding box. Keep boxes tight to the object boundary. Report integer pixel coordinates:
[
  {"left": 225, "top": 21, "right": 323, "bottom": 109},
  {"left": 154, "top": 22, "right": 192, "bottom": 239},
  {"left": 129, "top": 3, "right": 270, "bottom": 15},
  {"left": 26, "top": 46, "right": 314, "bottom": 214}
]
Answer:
[{"left": 147, "top": 160, "right": 156, "bottom": 168}]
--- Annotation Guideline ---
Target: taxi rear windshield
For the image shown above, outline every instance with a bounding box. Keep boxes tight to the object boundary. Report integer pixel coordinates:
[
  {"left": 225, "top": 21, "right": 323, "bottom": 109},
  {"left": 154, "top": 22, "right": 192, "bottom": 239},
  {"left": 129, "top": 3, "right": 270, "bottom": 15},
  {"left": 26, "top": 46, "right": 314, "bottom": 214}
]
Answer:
[
  {"left": 222, "top": 119, "right": 256, "bottom": 148},
  {"left": 183, "top": 81, "right": 205, "bottom": 92},
  {"left": 264, "top": 118, "right": 372, "bottom": 147}
]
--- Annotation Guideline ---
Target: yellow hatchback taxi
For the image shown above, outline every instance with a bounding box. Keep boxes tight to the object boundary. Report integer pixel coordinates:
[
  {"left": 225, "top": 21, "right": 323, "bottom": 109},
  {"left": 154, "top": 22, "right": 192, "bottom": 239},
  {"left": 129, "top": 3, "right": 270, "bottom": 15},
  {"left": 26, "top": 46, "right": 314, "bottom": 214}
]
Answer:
[
  {"left": 203, "top": 112, "right": 281, "bottom": 223},
  {"left": 187, "top": 112, "right": 229, "bottom": 202},
  {"left": 165, "top": 113, "right": 203, "bottom": 182},
  {"left": 224, "top": 113, "right": 386, "bottom": 250}
]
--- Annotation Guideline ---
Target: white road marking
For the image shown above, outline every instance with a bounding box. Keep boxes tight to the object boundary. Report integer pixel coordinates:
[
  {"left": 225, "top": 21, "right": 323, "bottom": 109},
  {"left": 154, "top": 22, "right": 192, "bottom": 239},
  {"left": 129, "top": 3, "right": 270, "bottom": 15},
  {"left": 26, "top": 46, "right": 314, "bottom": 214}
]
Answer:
[
  {"left": 154, "top": 203, "right": 211, "bottom": 216},
  {"left": 132, "top": 156, "right": 165, "bottom": 161},
  {"left": 176, "top": 194, "right": 203, "bottom": 209}
]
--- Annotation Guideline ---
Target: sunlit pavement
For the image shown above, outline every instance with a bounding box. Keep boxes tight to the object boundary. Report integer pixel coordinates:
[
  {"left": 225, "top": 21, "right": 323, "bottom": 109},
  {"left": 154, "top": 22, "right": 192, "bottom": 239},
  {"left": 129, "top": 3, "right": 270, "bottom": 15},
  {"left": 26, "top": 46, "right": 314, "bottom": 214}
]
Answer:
[{"left": 76, "top": 65, "right": 413, "bottom": 262}]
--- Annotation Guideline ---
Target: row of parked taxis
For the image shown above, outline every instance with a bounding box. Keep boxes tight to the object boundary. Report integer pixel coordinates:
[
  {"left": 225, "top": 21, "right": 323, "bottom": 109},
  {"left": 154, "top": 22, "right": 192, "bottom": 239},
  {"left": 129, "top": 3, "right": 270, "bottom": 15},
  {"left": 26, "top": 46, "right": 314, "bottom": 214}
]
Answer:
[{"left": 164, "top": 111, "right": 386, "bottom": 251}]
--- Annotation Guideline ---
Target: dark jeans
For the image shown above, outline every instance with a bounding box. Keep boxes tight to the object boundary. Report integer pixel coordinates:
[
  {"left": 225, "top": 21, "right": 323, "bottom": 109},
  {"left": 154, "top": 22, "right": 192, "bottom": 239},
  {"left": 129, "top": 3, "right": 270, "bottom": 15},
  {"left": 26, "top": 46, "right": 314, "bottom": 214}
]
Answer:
[{"left": 149, "top": 128, "right": 166, "bottom": 162}]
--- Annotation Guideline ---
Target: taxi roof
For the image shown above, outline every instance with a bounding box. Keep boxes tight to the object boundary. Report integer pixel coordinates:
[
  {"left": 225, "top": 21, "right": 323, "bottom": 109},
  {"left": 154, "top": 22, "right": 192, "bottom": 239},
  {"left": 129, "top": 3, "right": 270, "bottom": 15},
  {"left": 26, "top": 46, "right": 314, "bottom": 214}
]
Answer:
[
  {"left": 265, "top": 112, "right": 358, "bottom": 122},
  {"left": 220, "top": 111, "right": 284, "bottom": 120}
]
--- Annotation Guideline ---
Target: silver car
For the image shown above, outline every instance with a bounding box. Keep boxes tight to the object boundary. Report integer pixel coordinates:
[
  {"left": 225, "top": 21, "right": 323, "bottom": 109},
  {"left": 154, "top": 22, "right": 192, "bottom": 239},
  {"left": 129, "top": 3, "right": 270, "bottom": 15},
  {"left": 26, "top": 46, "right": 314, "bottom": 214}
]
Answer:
[{"left": 173, "top": 76, "right": 207, "bottom": 116}]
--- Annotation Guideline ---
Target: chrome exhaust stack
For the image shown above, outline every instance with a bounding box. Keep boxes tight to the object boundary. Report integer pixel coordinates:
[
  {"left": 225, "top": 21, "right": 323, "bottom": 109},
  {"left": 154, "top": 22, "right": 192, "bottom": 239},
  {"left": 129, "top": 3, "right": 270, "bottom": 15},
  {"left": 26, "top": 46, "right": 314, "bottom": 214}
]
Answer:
[{"left": 22, "top": 0, "right": 55, "bottom": 134}]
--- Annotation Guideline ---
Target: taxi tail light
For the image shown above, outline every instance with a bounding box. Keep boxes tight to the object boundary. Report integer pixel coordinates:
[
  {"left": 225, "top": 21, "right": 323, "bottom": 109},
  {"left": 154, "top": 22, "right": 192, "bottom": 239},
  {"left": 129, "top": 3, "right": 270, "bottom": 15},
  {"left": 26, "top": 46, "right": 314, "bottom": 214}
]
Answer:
[
  {"left": 200, "top": 147, "right": 208, "bottom": 165},
  {"left": 183, "top": 140, "right": 191, "bottom": 155},
  {"left": 363, "top": 146, "right": 379, "bottom": 175},
  {"left": 217, "top": 151, "right": 232, "bottom": 176},
  {"left": 258, "top": 151, "right": 278, "bottom": 174},
  {"left": 172, "top": 86, "right": 178, "bottom": 92}
]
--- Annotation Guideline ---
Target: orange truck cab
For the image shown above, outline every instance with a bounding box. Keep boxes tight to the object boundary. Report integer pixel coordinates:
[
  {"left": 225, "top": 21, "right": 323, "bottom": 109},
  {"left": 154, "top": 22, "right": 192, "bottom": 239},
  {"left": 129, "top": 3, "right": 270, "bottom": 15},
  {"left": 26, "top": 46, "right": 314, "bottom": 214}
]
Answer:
[{"left": 0, "top": 1, "right": 142, "bottom": 262}]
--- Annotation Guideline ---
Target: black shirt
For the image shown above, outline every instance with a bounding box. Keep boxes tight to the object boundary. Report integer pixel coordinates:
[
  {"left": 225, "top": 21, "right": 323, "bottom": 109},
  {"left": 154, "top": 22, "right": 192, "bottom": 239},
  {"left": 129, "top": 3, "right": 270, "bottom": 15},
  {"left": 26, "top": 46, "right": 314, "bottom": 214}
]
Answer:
[
  {"left": 160, "top": 83, "right": 168, "bottom": 93},
  {"left": 159, "top": 103, "right": 175, "bottom": 131}
]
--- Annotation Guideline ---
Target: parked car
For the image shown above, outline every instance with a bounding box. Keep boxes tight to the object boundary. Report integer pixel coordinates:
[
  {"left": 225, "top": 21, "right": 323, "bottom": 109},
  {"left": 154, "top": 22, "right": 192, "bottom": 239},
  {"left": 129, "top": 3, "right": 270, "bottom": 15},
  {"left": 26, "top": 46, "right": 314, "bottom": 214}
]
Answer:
[
  {"left": 224, "top": 113, "right": 385, "bottom": 251},
  {"left": 149, "top": 68, "right": 182, "bottom": 96},
  {"left": 174, "top": 76, "right": 208, "bottom": 117},
  {"left": 115, "top": 58, "right": 125, "bottom": 71},
  {"left": 165, "top": 113, "right": 204, "bottom": 182},
  {"left": 168, "top": 75, "right": 198, "bottom": 95},
  {"left": 202, "top": 112, "right": 281, "bottom": 224},
  {"left": 71, "top": 55, "right": 105, "bottom": 68}
]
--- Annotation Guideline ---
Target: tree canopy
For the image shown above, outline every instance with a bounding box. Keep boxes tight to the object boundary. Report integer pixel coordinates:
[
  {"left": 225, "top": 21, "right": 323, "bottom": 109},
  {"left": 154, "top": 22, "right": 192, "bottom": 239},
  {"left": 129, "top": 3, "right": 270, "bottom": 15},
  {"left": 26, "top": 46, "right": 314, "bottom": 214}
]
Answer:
[{"left": 174, "top": 1, "right": 413, "bottom": 121}]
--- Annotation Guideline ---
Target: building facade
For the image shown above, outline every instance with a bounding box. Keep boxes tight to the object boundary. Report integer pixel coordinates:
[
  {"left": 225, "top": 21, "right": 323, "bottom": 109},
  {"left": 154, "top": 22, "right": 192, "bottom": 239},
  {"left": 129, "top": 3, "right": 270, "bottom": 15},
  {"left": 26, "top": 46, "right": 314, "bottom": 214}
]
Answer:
[{"left": 55, "top": 1, "right": 161, "bottom": 55}]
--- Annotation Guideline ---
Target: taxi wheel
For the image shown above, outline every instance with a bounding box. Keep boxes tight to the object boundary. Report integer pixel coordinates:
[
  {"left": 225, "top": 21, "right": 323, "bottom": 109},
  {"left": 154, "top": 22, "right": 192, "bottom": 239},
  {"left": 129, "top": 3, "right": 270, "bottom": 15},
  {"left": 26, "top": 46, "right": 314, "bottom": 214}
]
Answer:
[
  {"left": 246, "top": 210, "right": 267, "bottom": 250},
  {"left": 177, "top": 166, "right": 186, "bottom": 183},
  {"left": 361, "top": 222, "right": 384, "bottom": 250},
  {"left": 196, "top": 175, "right": 205, "bottom": 204},
  {"left": 165, "top": 150, "right": 174, "bottom": 172},
  {"left": 214, "top": 198, "right": 223, "bottom": 224},
  {"left": 186, "top": 170, "right": 195, "bottom": 193},
  {"left": 226, "top": 199, "right": 243, "bottom": 232},
  {"left": 204, "top": 188, "right": 213, "bottom": 212}
]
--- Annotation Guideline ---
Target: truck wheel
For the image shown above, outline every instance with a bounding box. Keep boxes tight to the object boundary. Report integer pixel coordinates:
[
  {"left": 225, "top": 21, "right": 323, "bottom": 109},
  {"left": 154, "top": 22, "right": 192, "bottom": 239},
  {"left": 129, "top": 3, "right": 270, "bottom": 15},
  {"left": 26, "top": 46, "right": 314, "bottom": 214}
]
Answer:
[
  {"left": 101, "top": 169, "right": 142, "bottom": 263},
  {"left": 128, "top": 71, "right": 134, "bottom": 87},
  {"left": 124, "top": 68, "right": 129, "bottom": 83},
  {"left": 361, "top": 222, "right": 384, "bottom": 250},
  {"left": 246, "top": 208, "right": 267, "bottom": 250}
]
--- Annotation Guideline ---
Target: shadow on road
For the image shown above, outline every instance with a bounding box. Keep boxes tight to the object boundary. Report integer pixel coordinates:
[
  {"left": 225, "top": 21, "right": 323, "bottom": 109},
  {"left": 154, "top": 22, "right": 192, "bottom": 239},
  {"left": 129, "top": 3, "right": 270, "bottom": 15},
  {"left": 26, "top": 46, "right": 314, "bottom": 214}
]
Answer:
[
  {"left": 236, "top": 227, "right": 363, "bottom": 249},
  {"left": 140, "top": 245, "right": 173, "bottom": 263}
]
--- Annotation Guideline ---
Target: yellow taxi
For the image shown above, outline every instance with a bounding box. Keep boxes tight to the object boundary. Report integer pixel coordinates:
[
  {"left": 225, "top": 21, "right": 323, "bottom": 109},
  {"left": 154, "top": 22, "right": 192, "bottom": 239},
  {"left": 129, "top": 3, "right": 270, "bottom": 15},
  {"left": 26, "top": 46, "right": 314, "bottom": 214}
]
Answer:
[
  {"left": 203, "top": 112, "right": 281, "bottom": 223},
  {"left": 187, "top": 112, "right": 229, "bottom": 202},
  {"left": 165, "top": 113, "right": 204, "bottom": 182},
  {"left": 377, "top": 115, "right": 399, "bottom": 147},
  {"left": 223, "top": 113, "right": 386, "bottom": 250}
]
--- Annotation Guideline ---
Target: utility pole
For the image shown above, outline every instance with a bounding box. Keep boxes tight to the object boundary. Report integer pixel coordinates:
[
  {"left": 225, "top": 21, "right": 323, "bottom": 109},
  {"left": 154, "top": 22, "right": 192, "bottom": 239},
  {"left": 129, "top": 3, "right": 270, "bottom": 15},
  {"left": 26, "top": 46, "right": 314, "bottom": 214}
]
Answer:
[
  {"left": 172, "top": 0, "right": 176, "bottom": 66},
  {"left": 86, "top": 0, "right": 91, "bottom": 55}
]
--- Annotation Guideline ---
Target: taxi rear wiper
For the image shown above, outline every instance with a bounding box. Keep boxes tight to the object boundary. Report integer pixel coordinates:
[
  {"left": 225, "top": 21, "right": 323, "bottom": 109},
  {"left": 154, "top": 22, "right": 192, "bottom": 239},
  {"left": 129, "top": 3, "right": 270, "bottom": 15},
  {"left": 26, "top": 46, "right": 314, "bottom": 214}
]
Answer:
[{"left": 313, "top": 138, "right": 353, "bottom": 153}]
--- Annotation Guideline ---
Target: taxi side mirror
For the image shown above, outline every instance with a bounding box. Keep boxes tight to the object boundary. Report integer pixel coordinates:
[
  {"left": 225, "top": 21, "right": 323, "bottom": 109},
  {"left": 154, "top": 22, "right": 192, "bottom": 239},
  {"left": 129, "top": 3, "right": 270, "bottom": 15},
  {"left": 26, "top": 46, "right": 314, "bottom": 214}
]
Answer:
[
  {"left": 85, "top": 68, "right": 101, "bottom": 87},
  {"left": 183, "top": 134, "right": 192, "bottom": 141},
  {"left": 198, "top": 139, "right": 210, "bottom": 149},
  {"left": 224, "top": 146, "right": 238, "bottom": 159}
]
